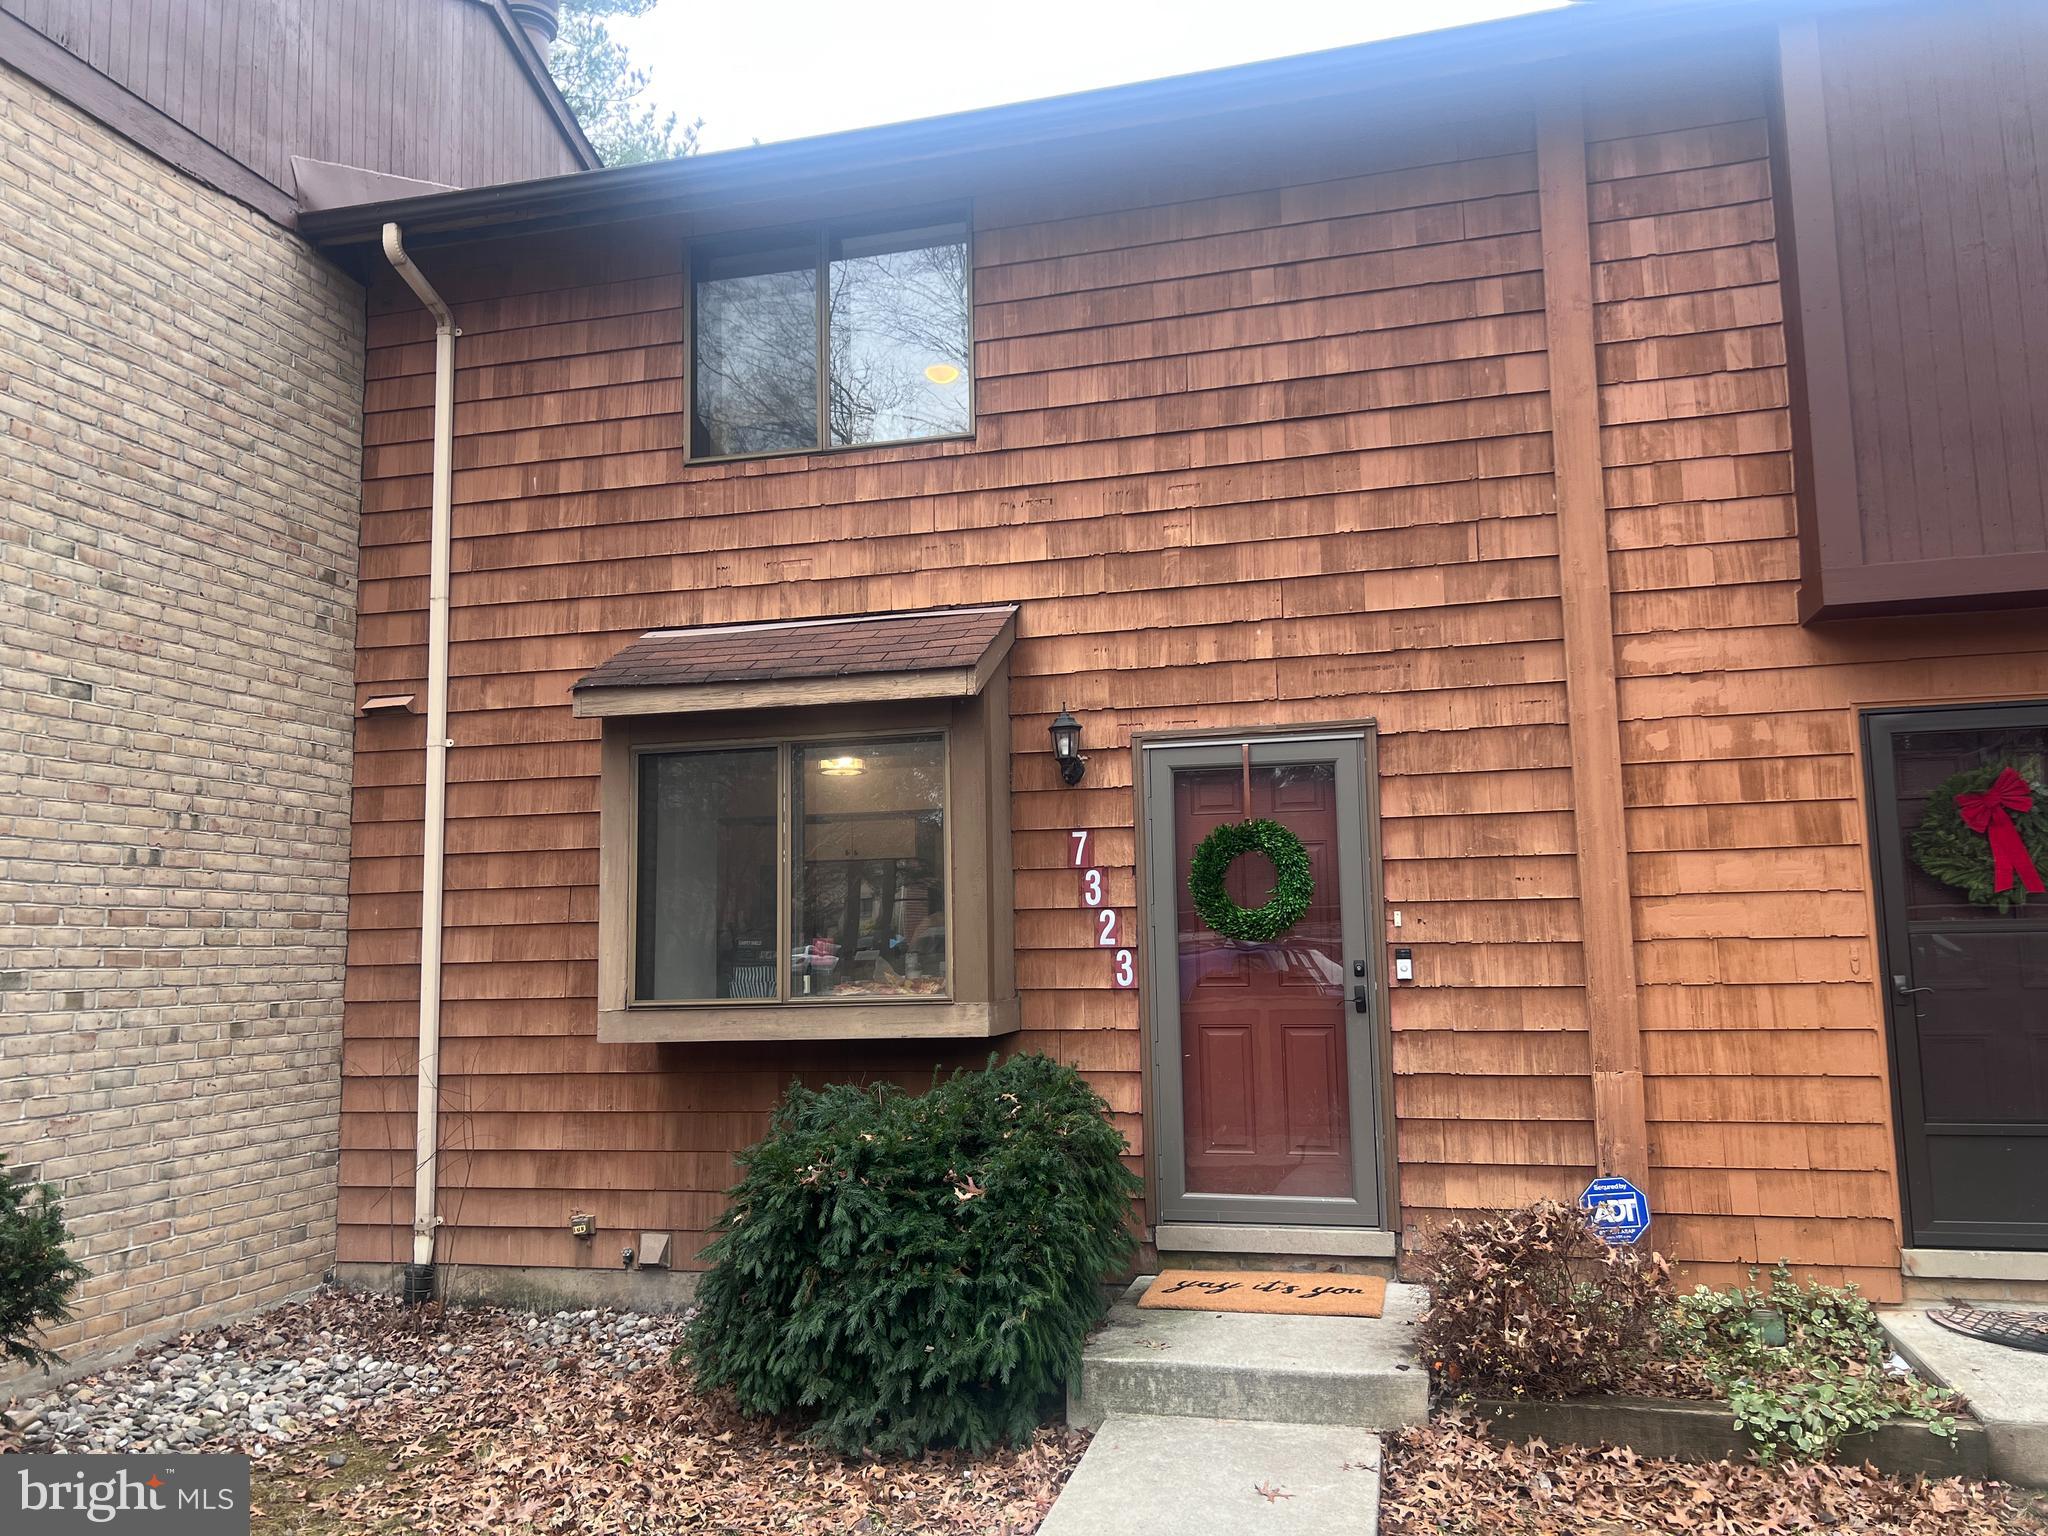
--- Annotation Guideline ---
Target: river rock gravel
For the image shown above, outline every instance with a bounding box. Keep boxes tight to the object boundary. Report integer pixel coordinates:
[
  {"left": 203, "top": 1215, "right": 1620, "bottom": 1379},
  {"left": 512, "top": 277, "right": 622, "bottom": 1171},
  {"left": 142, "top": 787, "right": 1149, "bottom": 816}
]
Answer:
[{"left": 0, "top": 1288, "right": 685, "bottom": 1459}]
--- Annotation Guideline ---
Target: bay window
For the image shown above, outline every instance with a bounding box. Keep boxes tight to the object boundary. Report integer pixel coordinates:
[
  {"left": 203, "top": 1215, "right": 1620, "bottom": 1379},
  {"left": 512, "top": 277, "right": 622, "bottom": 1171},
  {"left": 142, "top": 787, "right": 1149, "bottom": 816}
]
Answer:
[{"left": 579, "top": 605, "right": 1018, "bottom": 1044}]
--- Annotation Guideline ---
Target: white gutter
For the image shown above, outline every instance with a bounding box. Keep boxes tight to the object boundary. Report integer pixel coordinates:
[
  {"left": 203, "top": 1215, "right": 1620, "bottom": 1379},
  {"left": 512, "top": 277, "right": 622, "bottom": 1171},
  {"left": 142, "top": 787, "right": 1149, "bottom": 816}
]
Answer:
[{"left": 381, "top": 223, "right": 457, "bottom": 1279}]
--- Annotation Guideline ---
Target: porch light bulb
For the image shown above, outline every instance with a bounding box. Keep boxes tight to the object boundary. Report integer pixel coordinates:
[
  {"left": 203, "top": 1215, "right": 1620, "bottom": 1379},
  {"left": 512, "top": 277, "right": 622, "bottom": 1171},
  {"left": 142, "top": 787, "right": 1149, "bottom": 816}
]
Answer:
[
  {"left": 924, "top": 363, "right": 962, "bottom": 385},
  {"left": 819, "top": 755, "right": 865, "bottom": 777}
]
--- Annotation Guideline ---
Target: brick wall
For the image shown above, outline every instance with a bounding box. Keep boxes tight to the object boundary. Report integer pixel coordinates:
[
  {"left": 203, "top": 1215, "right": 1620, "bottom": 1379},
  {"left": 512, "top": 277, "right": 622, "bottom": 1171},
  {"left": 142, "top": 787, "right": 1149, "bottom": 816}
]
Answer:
[{"left": 0, "top": 61, "right": 362, "bottom": 1379}]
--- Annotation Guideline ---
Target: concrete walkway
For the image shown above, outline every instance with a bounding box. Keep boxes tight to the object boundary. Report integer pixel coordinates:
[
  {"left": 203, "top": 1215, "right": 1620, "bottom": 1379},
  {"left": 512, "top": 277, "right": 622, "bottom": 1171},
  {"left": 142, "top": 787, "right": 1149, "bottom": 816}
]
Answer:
[
  {"left": 1039, "top": 1414, "right": 1381, "bottom": 1536},
  {"left": 1044, "top": 1277, "right": 1425, "bottom": 1535},
  {"left": 1882, "top": 1309, "right": 2048, "bottom": 1488}
]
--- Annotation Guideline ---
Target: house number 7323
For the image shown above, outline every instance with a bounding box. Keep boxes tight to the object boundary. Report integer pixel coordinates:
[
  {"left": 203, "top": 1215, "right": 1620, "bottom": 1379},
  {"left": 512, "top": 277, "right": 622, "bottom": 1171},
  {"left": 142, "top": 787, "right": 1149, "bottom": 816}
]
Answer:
[{"left": 1070, "top": 830, "right": 1136, "bottom": 989}]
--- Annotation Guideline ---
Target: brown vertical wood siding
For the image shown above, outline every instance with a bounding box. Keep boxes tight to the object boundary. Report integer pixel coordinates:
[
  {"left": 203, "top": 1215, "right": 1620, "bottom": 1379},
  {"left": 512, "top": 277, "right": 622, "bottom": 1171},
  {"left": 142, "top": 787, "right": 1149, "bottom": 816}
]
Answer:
[
  {"left": 3, "top": 0, "right": 586, "bottom": 196},
  {"left": 1781, "top": 0, "right": 2048, "bottom": 614},
  {"left": 340, "top": 46, "right": 2048, "bottom": 1300},
  {"left": 1819, "top": 0, "right": 2048, "bottom": 569}
]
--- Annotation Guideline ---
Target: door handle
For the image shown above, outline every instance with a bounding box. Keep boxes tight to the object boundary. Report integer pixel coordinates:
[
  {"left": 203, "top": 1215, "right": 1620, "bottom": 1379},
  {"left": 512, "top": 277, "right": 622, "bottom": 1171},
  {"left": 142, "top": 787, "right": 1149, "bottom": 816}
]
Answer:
[
  {"left": 1352, "top": 984, "right": 1369, "bottom": 1014},
  {"left": 1891, "top": 973, "right": 1931, "bottom": 998}
]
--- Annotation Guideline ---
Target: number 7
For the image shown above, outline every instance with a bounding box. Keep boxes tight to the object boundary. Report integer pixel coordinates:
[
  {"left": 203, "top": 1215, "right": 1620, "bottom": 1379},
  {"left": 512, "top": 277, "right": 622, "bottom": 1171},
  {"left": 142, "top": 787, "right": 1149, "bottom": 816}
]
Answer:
[{"left": 1070, "top": 829, "right": 1089, "bottom": 867}]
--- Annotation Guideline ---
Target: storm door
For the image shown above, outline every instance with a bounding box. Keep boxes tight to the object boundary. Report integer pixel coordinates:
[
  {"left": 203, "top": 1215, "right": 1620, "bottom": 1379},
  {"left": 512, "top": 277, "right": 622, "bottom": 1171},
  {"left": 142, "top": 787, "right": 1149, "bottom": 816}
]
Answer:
[
  {"left": 1867, "top": 703, "right": 2048, "bottom": 1249},
  {"left": 1144, "top": 733, "right": 1384, "bottom": 1228}
]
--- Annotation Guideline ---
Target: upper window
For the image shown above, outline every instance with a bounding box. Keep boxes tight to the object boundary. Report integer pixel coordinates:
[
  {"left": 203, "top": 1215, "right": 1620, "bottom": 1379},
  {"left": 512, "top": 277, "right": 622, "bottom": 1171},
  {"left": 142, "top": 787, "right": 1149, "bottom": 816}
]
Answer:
[
  {"left": 689, "top": 217, "right": 972, "bottom": 458},
  {"left": 634, "top": 733, "right": 948, "bottom": 1004}
]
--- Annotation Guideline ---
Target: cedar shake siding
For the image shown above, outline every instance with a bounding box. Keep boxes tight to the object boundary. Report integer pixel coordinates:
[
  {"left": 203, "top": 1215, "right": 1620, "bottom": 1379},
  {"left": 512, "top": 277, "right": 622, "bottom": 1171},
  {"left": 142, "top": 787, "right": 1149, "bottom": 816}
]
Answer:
[{"left": 333, "top": 6, "right": 2048, "bottom": 1301}]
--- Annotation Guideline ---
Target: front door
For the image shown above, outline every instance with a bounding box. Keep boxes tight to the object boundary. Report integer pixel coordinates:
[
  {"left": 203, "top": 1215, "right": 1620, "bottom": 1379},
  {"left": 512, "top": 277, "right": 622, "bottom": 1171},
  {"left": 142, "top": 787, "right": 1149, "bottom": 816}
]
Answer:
[
  {"left": 1144, "top": 732, "right": 1384, "bottom": 1228},
  {"left": 1867, "top": 703, "right": 2048, "bottom": 1250}
]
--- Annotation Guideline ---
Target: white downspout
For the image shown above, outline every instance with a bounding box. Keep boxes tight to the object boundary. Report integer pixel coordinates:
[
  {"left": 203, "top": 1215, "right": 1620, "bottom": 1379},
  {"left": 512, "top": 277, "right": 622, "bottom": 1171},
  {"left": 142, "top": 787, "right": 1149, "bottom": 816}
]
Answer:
[{"left": 382, "top": 223, "right": 456, "bottom": 1279}]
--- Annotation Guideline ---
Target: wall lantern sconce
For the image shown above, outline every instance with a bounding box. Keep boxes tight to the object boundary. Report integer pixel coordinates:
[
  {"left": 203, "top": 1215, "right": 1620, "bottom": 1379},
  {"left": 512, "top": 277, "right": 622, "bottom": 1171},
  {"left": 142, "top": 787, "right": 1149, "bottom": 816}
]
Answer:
[{"left": 1050, "top": 705, "right": 1086, "bottom": 787}]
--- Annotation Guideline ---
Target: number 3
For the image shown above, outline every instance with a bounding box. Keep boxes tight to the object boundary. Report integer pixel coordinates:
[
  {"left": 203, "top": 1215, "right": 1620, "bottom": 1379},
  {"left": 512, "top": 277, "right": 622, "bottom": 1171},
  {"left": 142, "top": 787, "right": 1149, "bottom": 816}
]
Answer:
[
  {"left": 1113, "top": 948, "right": 1135, "bottom": 987},
  {"left": 1081, "top": 868, "right": 1103, "bottom": 907}
]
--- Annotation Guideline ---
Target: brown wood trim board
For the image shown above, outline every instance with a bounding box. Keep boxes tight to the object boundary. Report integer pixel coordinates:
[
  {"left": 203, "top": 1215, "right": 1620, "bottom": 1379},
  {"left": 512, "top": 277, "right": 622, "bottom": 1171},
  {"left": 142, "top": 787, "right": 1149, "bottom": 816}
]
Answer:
[{"left": 1536, "top": 87, "right": 1651, "bottom": 1187}]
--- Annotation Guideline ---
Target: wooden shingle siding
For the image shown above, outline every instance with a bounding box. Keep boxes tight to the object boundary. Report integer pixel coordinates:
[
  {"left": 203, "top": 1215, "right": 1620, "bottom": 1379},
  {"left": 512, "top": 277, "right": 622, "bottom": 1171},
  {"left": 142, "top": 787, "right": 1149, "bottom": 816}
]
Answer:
[
  {"left": 341, "top": 46, "right": 2045, "bottom": 1297},
  {"left": 344, "top": 97, "right": 1592, "bottom": 1273},
  {"left": 1590, "top": 59, "right": 2048, "bottom": 1297}
]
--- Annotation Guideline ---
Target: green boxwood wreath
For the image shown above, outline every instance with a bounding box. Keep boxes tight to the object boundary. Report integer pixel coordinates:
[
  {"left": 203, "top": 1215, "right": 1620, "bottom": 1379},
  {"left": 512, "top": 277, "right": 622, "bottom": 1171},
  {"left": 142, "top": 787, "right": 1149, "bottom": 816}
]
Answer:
[
  {"left": 1188, "top": 818, "right": 1314, "bottom": 942},
  {"left": 1909, "top": 758, "right": 2048, "bottom": 914}
]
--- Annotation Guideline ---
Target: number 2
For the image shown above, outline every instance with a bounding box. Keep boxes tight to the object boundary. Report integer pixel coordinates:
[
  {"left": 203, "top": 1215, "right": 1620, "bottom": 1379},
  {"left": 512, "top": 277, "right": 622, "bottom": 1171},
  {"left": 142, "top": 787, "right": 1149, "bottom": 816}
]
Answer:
[
  {"left": 1097, "top": 908, "right": 1117, "bottom": 947},
  {"left": 1081, "top": 868, "right": 1103, "bottom": 907},
  {"left": 1070, "top": 829, "right": 1090, "bottom": 867},
  {"left": 1113, "top": 948, "right": 1135, "bottom": 987}
]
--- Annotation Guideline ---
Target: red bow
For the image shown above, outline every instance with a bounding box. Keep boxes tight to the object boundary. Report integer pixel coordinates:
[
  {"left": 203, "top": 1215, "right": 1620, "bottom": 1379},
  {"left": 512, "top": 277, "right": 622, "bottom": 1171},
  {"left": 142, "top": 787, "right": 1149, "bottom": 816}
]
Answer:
[{"left": 1956, "top": 767, "right": 2046, "bottom": 895}]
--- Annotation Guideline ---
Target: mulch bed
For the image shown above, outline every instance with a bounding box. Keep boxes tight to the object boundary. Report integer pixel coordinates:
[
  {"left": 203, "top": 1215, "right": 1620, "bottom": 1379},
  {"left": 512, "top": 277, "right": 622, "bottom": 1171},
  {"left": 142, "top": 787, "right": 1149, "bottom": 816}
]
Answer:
[
  {"left": 6, "top": 1290, "right": 1084, "bottom": 1535},
  {"left": 1381, "top": 1413, "right": 2047, "bottom": 1535},
  {"left": 258, "top": 1297, "right": 1083, "bottom": 1536}
]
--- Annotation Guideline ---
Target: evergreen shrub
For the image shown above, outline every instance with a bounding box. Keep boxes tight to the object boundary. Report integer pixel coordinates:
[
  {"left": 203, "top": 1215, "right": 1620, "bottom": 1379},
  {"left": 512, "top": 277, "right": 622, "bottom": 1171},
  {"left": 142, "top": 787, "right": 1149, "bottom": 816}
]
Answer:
[
  {"left": 1, "top": 1168, "right": 88, "bottom": 1369},
  {"left": 686, "top": 1052, "right": 1140, "bottom": 1455}
]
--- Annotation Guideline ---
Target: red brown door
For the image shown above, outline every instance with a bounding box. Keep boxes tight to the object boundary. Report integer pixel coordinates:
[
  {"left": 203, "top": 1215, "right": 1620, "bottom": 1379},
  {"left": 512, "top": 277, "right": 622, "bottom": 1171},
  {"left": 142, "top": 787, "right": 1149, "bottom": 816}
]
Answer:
[
  {"left": 1145, "top": 734, "right": 1383, "bottom": 1228},
  {"left": 1868, "top": 705, "right": 2048, "bottom": 1250}
]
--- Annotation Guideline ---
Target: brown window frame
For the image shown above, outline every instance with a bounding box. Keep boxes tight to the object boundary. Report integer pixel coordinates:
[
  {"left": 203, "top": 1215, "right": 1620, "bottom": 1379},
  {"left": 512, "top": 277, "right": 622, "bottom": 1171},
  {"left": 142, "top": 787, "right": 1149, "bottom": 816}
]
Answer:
[
  {"left": 683, "top": 207, "right": 976, "bottom": 465},
  {"left": 595, "top": 690, "right": 1017, "bottom": 1043}
]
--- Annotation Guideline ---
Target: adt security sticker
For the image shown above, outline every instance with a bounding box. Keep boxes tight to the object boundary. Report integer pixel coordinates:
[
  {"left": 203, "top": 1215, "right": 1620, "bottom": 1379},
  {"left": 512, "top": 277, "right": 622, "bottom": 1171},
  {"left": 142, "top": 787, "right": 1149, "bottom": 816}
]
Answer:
[{"left": 1580, "top": 1175, "right": 1651, "bottom": 1245}]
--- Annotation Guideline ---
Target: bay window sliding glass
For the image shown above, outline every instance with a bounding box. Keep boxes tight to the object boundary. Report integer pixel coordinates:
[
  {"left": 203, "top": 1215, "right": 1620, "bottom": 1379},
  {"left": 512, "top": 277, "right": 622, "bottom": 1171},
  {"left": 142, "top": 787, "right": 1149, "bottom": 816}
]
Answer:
[{"left": 632, "top": 734, "right": 949, "bottom": 1006}]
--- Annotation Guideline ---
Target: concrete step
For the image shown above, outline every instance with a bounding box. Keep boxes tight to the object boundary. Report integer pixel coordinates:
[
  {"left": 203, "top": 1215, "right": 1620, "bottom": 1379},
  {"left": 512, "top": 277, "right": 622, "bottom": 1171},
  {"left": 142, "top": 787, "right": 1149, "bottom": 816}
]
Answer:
[
  {"left": 1882, "top": 1308, "right": 2048, "bottom": 1489},
  {"left": 1068, "top": 1277, "right": 1430, "bottom": 1431},
  {"left": 1038, "top": 1414, "right": 1382, "bottom": 1536}
]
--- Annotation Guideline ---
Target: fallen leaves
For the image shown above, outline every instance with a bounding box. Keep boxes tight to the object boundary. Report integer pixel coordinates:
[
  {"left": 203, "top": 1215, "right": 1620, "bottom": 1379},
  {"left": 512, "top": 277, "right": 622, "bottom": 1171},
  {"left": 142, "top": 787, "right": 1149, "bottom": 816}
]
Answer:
[
  {"left": 1381, "top": 1413, "right": 2048, "bottom": 1536},
  {"left": 64, "top": 1290, "right": 1086, "bottom": 1536}
]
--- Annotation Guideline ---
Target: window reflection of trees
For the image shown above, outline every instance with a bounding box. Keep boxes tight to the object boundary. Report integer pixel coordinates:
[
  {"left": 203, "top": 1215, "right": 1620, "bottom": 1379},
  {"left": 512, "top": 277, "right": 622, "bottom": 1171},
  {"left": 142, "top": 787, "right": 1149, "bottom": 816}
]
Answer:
[
  {"left": 692, "top": 258, "right": 818, "bottom": 456},
  {"left": 830, "top": 236, "right": 970, "bottom": 446},
  {"left": 691, "top": 224, "right": 969, "bottom": 457}
]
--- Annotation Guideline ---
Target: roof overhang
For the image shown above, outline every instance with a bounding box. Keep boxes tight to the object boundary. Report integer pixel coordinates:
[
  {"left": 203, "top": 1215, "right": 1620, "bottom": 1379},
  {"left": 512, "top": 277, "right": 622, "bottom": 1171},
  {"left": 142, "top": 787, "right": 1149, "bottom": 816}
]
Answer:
[
  {"left": 302, "top": 0, "right": 1879, "bottom": 255},
  {"left": 570, "top": 606, "right": 1019, "bottom": 718}
]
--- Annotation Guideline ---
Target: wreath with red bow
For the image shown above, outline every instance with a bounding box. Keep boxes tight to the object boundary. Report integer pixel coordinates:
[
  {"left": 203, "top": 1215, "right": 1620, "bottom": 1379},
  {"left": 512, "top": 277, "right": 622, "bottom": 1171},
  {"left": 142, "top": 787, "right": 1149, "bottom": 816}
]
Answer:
[{"left": 1909, "top": 760, "right": 2048, "bottom": 913}]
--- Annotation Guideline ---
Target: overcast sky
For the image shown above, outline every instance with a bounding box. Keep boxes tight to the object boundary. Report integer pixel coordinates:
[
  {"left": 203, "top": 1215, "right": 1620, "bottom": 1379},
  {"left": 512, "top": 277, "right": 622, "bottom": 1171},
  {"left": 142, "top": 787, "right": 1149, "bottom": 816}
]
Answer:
[{"left": 614, "top": 0, "right": 1569, "bottom": 155}]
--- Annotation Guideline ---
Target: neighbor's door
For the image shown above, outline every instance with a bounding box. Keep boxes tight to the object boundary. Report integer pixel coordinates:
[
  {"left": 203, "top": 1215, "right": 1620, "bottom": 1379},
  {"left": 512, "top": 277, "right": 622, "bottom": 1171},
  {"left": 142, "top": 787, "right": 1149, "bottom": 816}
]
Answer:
[
  {"left": 1867, "top": 703, "right": 2048, "bottom": 1250},
  {"left": 1145, "top": 733, "right": 1384, "bottom": 1228}
]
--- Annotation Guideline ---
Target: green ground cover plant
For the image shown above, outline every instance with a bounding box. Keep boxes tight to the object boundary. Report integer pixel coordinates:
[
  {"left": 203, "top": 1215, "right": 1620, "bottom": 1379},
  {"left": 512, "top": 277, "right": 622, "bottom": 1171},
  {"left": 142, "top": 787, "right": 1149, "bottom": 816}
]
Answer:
[{"left": 1664, "top": 1264, "right": 1959, "bottom": 1461}]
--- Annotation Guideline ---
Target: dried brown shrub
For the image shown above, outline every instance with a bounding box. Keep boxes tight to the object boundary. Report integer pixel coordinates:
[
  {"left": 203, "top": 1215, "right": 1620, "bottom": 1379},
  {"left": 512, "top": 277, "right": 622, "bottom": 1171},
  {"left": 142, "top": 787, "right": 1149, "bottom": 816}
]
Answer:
[{"left": 1417, "top": 1199, "right": 1675, "bottom": 1400}]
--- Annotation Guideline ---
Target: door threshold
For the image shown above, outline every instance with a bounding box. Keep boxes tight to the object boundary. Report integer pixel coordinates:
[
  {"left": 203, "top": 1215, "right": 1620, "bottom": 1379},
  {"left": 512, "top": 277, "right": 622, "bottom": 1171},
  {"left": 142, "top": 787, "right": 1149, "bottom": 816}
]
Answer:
[
  {"left": 1154, "top": 1222, "right": 1396, "bottom": 1258},
  {"left": 1902, "top": 1249, "right": 2048, "bottom": 1283}
]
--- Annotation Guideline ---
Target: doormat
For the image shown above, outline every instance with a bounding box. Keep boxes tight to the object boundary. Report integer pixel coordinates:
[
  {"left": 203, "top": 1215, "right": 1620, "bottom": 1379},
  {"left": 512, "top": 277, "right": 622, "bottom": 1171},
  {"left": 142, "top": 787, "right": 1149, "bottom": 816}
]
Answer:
[
  {"left": 1930, "top": 1306, "right": 2048, "bottom": 1354},
  {"left": 1137, "top": 1269, "right": 1386, "bottom": 1318}
]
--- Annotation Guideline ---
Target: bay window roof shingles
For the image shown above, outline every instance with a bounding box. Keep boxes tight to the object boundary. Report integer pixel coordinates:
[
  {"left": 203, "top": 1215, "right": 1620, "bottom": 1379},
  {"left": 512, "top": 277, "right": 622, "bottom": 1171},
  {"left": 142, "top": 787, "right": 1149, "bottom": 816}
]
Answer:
[{"left": 570, "top": 605, "right": 1018, "bottom": 716}]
